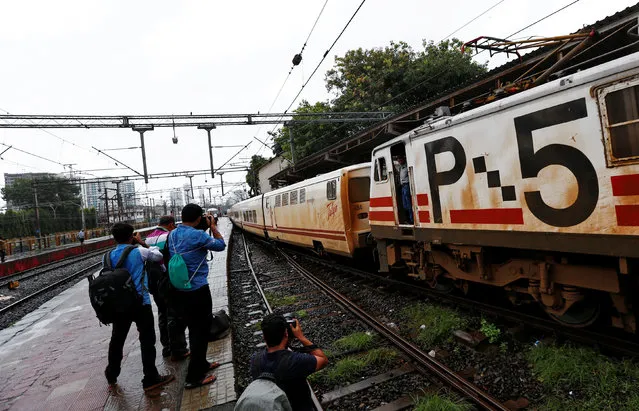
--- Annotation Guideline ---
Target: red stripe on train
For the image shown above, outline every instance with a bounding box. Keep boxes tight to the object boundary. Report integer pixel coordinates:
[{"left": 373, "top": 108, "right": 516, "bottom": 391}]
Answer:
[
  {"left": 416, "top": 194, "right": 429, "bottom": 206},
  {"left": 369, "top": 211, "right": 395, "bottom": 221},
  {"left": 370, "top": 197, "right": 394, "bottom": 207},
  {"left": 418, "top": 211, "right": 430, "bottom": 223},
  {"left": 611, "top": 174, "right": 639, "bottom": 196},
  {"left": 450, "top": 208, "right": 524, "bottom": 225},
  {"left": 615, "top": 205, "right": 639, "bottom": 226}
]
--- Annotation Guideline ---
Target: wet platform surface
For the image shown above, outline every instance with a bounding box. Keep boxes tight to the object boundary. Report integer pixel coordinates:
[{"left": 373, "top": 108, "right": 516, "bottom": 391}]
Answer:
[{"left": 0, "top": 218, "right": 236, "bottom": 411}]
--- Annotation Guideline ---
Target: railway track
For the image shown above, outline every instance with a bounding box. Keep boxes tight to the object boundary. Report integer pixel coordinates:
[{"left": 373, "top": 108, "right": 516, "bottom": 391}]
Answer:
[
  {"left": 235, "top": 230, "right": 507, "bottom": 410},
  {"left": 0, "top": 250, "right": 105, "bottom": 289},
  {"left": 289, "top": 250, "right": 639, "bottom": 358},
  {"left": 0, "top": 262, "right": 101, "bottom": 316}
]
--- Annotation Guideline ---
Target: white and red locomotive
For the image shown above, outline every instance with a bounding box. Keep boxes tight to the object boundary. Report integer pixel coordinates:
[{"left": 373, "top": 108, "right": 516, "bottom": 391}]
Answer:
[{"left": 232, "top": 51, "right": 639, "bottom": 331}]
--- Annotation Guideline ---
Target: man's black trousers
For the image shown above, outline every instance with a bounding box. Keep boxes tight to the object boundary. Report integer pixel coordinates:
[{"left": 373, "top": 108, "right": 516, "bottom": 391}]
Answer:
[
  {"left": 105, "top": 304, "right": 160, "bottom": 385},
  {"left": 153, "top": 293, "right": 188, "bottom": 357},
  {"left": 173, "top": 285, "right": 213, "bottom": 383}
]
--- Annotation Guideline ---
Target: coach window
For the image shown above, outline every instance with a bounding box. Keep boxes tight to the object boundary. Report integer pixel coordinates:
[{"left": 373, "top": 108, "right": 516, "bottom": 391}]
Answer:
[
  {"left": 299, "top": 188, "right": 306, "bottom": 203},
  {"left": 599, "top": 81, "right": 639, "bottom": 165},
  {"left": 282, "top": 192, "right": 289, "bottom": 206},
  {"left": 265, "top": 197, "right": 270, "bottom": 209},
  {"left": 373, "top": 157, "right": 388, "bottom": 182},
  {"left": 290, "top": 190, "right": 298, "bottom": 205},
  {"left": 275, "top": 194, "right": 281, "bottom": 207},
  {"left": 326, "top": 180, "right": 337, "bottom": 200},
  {"left": 252, "top": 210, "right": 257, "bottom": 222}
]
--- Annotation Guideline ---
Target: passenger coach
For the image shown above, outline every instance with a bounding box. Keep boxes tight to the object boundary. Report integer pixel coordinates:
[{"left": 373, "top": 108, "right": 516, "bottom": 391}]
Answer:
[{"left": 230, "top": 163, "right": 371, "bottom": 257}]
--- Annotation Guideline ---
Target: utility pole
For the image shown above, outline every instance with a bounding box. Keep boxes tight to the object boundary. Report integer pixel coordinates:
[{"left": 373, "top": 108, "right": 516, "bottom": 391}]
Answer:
[
  {"left": 187, "top": 175, "right": 194, "bottom": 201},
  {"left": 198, "top": 124, "right": 216, "bottom": 179},
  {"left": 33, "top": 184, "right": 41, "bottom": 241},
  {"left": 218, "top": 172, "right": 225, "bottom": 196},
  {"left": 132, "top": 125, "right": 154, "bottom": 184},
  {"left": 104, "top": 188, "right": 110, "bottom": 224},
  {"left": 207, "top": 187, "right": 212, "bottom": 206},
  {"left": 288, "top": 123, "right": 296, "bottom": 165}
]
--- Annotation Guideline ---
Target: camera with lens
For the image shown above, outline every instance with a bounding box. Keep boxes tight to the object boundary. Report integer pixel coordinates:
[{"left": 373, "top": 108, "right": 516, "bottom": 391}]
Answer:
[
  {"left": 195, "top": 214, "right": 212, "bottom": 230},
  {"left": 285, "top": 317, "right": 297, "bottom": 339}
]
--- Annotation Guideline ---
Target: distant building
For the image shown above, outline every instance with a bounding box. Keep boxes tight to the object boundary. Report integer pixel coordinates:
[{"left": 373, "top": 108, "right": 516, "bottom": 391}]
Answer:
[
  {"left": 82, "top": 180, "right": 136, "bottom": 223},
  {"left": 258, "top": 156, "right": 290, "bottom": 194}
]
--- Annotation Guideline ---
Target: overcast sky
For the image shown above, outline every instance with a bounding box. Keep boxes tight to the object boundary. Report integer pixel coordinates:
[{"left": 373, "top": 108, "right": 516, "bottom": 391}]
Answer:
[{"left": 0, "top": 0, "right": 637, "bottom": 207}]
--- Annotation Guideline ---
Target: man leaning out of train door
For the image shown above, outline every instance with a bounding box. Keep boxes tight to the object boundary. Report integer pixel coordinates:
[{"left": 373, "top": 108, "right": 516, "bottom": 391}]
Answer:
[{"left": 398, "top": 155, "right": 413, "bottom": 224}]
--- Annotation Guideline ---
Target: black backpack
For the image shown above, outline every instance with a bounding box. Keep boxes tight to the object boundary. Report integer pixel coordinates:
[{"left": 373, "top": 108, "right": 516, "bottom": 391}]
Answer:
[
  {"left": 88, "top": 245, "right": 142, "bottom": 325},
  {"left": 145, "top": 238, "right": 174, "bottom": 300}
]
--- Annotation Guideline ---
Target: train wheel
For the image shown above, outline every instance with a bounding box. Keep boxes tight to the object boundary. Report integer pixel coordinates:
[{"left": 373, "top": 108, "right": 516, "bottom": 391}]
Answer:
[{"left": 548, "top": 300, "right": 600, "bottom": 327}]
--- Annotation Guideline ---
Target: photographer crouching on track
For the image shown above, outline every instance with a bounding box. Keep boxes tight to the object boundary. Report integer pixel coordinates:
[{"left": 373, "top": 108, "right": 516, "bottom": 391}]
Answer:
[
  {"left": 248, "top": 314, "right": 328, "bottom": 410},
  {"left": 168, "top": 203, "right": 226, "bottom": 389}
]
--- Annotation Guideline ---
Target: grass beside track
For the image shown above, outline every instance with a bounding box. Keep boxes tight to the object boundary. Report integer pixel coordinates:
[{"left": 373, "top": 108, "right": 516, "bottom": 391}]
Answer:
[
  {"left": 309, "top": 347, "right": 398, "bottom": 385},
  {"left": 264, "top": 291, "right": 297, "bottom": 307},
  {"left": 333, "top": 331, "right": 376, "bottom": 352},
  {"left": 401, "top": 303, "right": 468, "bottom": 348},
  {"left": 527, "top": 343, "right": 639, "bottom": 410},
  {"left": 413, "top": 391, "right": 474, "bottom": 411}
]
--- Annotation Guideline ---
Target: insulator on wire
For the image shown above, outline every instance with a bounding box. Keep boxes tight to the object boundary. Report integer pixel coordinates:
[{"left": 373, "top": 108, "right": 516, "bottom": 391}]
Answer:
[{"left": 292, "top": 54, "right": 302, "bottom": 66}]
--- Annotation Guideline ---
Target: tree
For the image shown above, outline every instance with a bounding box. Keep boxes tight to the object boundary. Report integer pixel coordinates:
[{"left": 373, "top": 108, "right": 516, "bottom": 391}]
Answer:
[
  {"left": 269, "top": 100, "right": 352, "bottom": 162},
  {"left": 1, "top": 175, "right": 83, "bottom": 235},
  {"left": 246, "top": 155, "right": 269, "bottom": 197},
  {"left": 326, "top": 39, "right": 486, "bottom": 112}
]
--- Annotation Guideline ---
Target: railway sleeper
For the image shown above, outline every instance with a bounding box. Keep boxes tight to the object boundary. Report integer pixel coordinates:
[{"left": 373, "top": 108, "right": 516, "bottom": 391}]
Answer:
[{"left": 381, "top": 240, "right": 636, "bottom": 332}]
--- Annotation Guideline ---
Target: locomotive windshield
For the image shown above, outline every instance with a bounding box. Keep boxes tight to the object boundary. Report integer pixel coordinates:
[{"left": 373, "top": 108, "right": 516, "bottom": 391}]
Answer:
[{"left": 349, "top": 177, "right": 370, "bottom": 203}]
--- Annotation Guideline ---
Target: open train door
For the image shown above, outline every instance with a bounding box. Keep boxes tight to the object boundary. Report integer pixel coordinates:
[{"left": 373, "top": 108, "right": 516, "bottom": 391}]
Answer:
[{"left": 369, "top": 148, "right": 398, "bottom": 226}]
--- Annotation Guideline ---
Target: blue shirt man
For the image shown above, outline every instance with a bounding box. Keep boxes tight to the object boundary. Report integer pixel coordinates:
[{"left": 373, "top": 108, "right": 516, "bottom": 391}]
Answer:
[
  {"left": 103, "top": 223, "right": 173, "bottom": 392},
  {"left": 168, "top": 224, "right": 226, "bottom": 291},
  {"left": 170, "top": 203, "right": 226, "bottom": 389}
]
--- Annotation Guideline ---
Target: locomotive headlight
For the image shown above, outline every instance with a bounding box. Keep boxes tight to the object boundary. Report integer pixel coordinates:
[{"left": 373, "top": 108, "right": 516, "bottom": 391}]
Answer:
[{"left": 357, "top": 212, "right": 368, "bottom": 219}]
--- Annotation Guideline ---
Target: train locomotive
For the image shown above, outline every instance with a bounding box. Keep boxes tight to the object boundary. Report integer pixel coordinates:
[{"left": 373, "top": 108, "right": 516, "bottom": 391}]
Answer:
[{"left": 232, "top": 50, "right": 639, "bottom": 332}]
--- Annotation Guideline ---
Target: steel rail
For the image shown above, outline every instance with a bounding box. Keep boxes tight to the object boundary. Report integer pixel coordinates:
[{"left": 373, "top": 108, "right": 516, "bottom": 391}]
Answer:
[
  {"left": 280, "top": 250, "right": 508, "bottom": 411},
  {"left": 0, "top": 262, "right": 101, "bottom": 315},
  {"left": 0, "top": 250, "right": 105, "bottom": 288},
  {"left": 238, "top": 232, "right": 323, "bottom": 411},
  {"left": 293, "top": 251, "right": 639, "bottom": 358}
]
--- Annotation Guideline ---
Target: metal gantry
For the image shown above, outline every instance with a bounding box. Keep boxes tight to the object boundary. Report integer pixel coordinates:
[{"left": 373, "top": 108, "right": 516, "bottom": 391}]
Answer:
[{"left": 0, "top": 111, "right": 392, "bottom": 184}]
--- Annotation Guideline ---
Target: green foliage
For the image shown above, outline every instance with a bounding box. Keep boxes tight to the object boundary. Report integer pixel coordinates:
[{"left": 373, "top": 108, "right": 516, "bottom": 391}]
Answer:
[
  {"left": 294, "top": 309, "right": 308, "bottom": 319},
  {"left": 246, "top": 155, "right": 269, "bottom": 196},
  {"left": 271, "top": 39, "right": 487, "bottom": 162},
  {"left": 333, "top": 332, "right": 375, "bottom": 352},
  {"left": 0, "top": 175, "right": 96, "bottom": 237},
  {"left": 480, "top": 319, "right": 501, "bottom": 343},
  {"left": 327, "top": 39, "right": 485, "bottom": 113},
  {"left": 402, "top": 303, "right": 467, "bottom": 348},
  {"left": 309, "top": 347, "right": 397, "bottom": 385},
  {"left": 527, "top": 344, "right": 639, "bottom": 410},
  {"left": 264, "top": 291, "right": 297, "bottom": 307},
  {"left": 413, "top": 391, "right": 474, "bottom": 411}
]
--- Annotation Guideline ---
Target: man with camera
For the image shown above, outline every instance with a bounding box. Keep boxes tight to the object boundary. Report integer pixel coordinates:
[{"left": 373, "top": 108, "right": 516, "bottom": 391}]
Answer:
[
  {"left": 249, "top": 313, "right": 328, "bottom": 410},
  {"left": 168, "top": 203, "right": 226, "bottom": 389}
]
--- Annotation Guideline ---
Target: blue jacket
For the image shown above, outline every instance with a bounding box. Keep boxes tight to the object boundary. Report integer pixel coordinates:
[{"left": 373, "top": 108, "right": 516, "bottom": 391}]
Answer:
[{"left": 168, "top": 225, "right": 226, "bottom": 291}]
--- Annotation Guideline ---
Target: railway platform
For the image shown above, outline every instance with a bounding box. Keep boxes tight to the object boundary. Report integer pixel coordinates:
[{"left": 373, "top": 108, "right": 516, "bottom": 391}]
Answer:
[{"left": 0, "top": 218, "right": 236, "bottom": 411}]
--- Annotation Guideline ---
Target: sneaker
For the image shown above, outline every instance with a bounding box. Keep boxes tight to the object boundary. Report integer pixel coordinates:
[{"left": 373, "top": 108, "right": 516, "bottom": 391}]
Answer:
[{"left": 143, "top": 374, "right": 175, "bottom": 392}]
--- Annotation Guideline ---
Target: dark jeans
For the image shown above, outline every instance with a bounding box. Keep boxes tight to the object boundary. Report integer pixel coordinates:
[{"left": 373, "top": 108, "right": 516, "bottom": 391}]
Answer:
[
  {"left": 153, "top": 293, "right": 188, "bottom": 356},
  {"left": 173, "top": 285, "right": 213, "bottom": 383},
  {"left": 105, "top": 304, "right": 160, "bottom": 385},
  {"left": 401, "top": 183, "right": 413, "bottom": 224}
]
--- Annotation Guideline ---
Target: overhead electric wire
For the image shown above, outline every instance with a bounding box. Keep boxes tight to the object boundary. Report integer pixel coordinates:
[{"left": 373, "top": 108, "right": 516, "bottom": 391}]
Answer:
[
  {"left": 282, "top": 0, "right": 368, "bottom": 116},
  {"left": 0, "top": 142, "right": 67, "bottom": 168},
  {"left": 282, "top": 0, "right": 584, "bottom": 163},
  {"left": 439, "top": 0, "right": 507, "bottom": 42}
]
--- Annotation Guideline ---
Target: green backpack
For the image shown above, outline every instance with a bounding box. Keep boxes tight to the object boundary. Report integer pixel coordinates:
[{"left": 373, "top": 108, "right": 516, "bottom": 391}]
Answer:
[{"left": 168, "top": 231, "right": 207, "bottom": 290}]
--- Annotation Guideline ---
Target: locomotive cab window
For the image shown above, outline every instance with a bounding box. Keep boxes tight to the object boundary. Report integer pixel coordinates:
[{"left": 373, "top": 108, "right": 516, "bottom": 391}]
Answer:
[
  {"left": 373, "top": 157, "right": 388, "bottom": 182},
  {"left": 326, "top": 180, "right": 337, "bottom": 200},
  {"left": 599, "top": 81, "right": 639, "bottom": 165}
]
